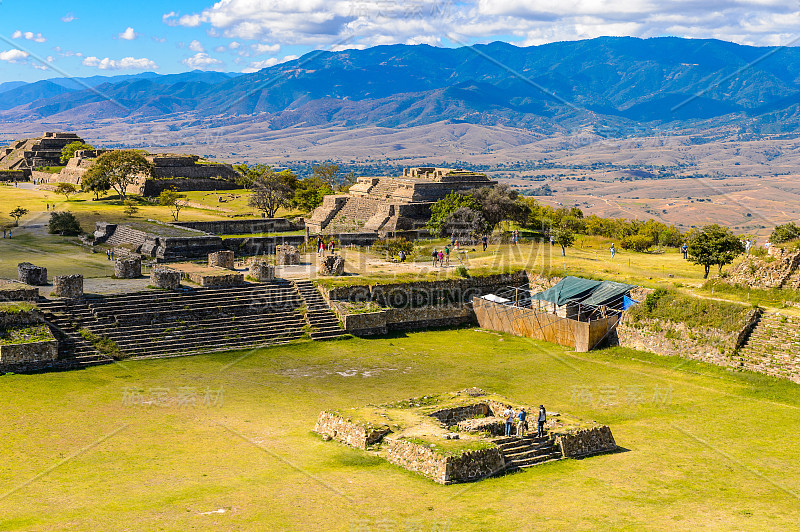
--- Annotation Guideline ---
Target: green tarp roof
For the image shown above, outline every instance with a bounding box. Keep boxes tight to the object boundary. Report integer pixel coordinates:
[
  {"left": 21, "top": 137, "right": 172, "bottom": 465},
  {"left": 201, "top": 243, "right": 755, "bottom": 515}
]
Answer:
[{"left": 531, "top": 276, "right": 634, "bottom": 307}]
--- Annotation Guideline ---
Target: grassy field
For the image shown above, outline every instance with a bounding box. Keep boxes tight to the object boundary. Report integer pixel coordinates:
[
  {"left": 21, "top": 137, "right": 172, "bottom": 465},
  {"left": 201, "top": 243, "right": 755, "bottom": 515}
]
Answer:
[{"left": 1, "top": 329, "right": 798, "bottom": 531}]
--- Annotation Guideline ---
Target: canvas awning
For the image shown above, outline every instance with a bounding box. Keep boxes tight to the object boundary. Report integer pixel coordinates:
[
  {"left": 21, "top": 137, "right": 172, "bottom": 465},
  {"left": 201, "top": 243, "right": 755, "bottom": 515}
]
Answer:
[
  {"left": 530, "top": 276, "right": 634, "bottom": 307},
  {"left": 580, "top": 280, "right": 635, "bottom": 307}
]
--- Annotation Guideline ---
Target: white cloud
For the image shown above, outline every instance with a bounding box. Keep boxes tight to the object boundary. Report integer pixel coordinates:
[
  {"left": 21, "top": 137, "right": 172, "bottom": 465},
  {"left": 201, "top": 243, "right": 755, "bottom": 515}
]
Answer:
[
  {"left": 189, "top": 40, "right": 205, "bottom": 52},
  {"left": 82, "top": 56, "right": 158, "bottom": 70},
  {"left": 182, "top": 52, "right": 224, "bottom": 69},
  {"left": 229, "top": 41, "right": 241, "bottom": 49},
  {"left": 61, "top": 13, "right": 77, "bottom": 23},
  {"left": 119, "top": 27, "right": 137, "bottom": 40},
  {"left": 252, "top": 43, "right": 280, "bottom": 54},
  {"left": 0, "top": 49, "right": 29, "bottom": 63},
  {"left": 241, "top": 54, "right": 300, "bottom": 73},
  {"left": 12, "top": 30, "right": 46, "bottom": 42},
  {"left": 165, "top": 0, "right": 800, "bottom": 49}
]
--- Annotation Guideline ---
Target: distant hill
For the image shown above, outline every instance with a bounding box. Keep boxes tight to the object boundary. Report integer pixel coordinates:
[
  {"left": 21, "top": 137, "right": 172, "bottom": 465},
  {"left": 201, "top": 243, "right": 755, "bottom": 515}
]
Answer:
[{"left": 2, "top": 37, "right": 800, "bottom": 135}]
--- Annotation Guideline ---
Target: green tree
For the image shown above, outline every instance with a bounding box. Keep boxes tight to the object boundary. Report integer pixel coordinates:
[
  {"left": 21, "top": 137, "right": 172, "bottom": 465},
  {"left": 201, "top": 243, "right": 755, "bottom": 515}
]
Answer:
[
  {"left": 82, "top": 150, "right": 153, "bottom": 202},
  {"left": 48, "top": 211, "right": 82, "bottom": 236},
  {"left": 292, "top": 177, "right": 333, "bottom": 213},
  {"left": 442, "top": 206, "right": 490, "bottom": 242},
  {"left": 469, "top": 185, "right": 529, "bottom": 230},
  {"left": 81, "top": 171, "right": 111, "bottom": 200},
  {"left": 233, "top": 163, "right": 270, "bottom": 189},
  {"left": 54, "top": 182, "right": 78, "bottom": 200},
  {"left": 686, "top": 224, "right": 745, "bottom": 278},
  {"left": 311, "top": 163, "right": 340, "bottom": 188},
  {"left": 158, "top": 188, "right": 187, "bottom": 221},
  {"left": 9, "top": 206, "right": 28, "bottom": 226},
  {"left": 123, "top": 199, "right": 139, "bottom": 217},
  {"left": 60, "top": 141, "right": 94, "bottom": 164},
  {"left": 770, "top": 222, "right": 800, "bottom": 244},
  {"left": 551, "top": 224, "right": 575, "bottom": 256},
  {"left": 427, "top": 191, "right": 482, "bottom": 237},
  {"left": 621, "top": 234, "right": 654, "bottom": 252},
  {"left": 248, "top": 167, "right": 299, "bottom": 217}
]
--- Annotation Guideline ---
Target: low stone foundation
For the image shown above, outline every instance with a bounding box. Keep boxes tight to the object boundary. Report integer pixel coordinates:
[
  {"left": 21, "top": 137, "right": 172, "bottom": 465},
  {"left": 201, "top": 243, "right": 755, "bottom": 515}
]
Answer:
[
  {"left": 318, "top": 255, "right": 345, "bottom": 276},
  {"left": 457, "top": 417, "right": 505, "bottom": 436},
  {"left": 276, "top": 245, "right": 300, "bottom": 266},
  {"left": 554, "top": 426, "right": 617, "bottom": 458},
  {"left": 313, "top": 411, "right": 391, "bottom": 450},
  {"left": 52, "top": 275, "right": 83, "bottom": 299},
  {"left": 17, "top": 263, "right": 47, "bottom": 286},
  {"left": 248, "top": 261, "right": 275, "bottom": 282},
  {"left": 209, "top": 250, "right": 235, "bottom": 270},
  {"left": 151, "top": 268, "right": 181, "bottom": 290},
  {"left": 0, "top": 339, "right": 58, "bottom": 367},
  {"left": 114, "top": 258, "right": 142, "bottom": 279},
  {"left": 0, "top": 282, "right": 39, "bottom": 302},
  {"left": 386, "top": 439, "right": 505, "bottom": 485},
  {"left": 429, "top": 404, "right": 492, "bottom": 425}
]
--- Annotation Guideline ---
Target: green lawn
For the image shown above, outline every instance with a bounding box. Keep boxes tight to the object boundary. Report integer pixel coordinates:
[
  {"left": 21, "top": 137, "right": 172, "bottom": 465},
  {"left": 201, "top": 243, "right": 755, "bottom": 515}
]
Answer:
[{"left": 1, "top": 329, "right": 799, "bottom": 531}]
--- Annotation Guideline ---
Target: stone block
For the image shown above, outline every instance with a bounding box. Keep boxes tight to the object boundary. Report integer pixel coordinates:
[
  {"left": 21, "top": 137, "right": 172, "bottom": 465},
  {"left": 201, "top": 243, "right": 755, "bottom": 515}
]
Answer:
[
  {"left": 114, "top": 258, "right": 141, "bottom": 279},
  {"left": 249, "top": 261, "right": 275, "bottom": 281},
  {"left": 151, "top": 268, "right": 181, "bottom": 290},
  {"left": 318, "top": 254, "right": 345, "bottom": 276},
  {"left": 208, "top": 250, "right": 235, "bottom": 270},
  {"left": 17, "top": 262, "right": 47, "bottom": 286},
  {"left": 276, "top": 245, "right": 300, "bottom": 266},
  {"left": 52, "top": 275, "right": 83, "bottom": 299}
]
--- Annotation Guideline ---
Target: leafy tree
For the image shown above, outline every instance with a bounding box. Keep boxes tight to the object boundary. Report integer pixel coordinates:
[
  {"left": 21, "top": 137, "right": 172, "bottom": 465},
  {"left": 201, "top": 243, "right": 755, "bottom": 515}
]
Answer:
[
  {"left": 123, "top": 199, "right": 139, "bottom": 217},
  {"left": 469, "top": 185, "right": 529, "bottom": 230},
  {"left": 686, "top": 224, "right": 745, "bottom": 278},
  {"left": 770, "top": 222, "right": 800, "bottom": 244},
  {"left": 81, "top": 171, "right": 111, "bottom": 200},
  {"left": 248, "top": 167, "right": 300, "bottom": 217},
  {"left": 82, "top": 150, "right": 153, "bottom": 202},
  {"left": 621, "top": 234, "right": 654, "bottom": 252},
  {"left": 441, "top": 207, "right": 490, "bottom": 242},
  {"left": 48, "top": 211, "right": 82, "bottom": 236},
  {"left": 311, "top": 163, "right": 340, "bottom": 188},
  {"left": 427, "top": 191, "right": 482, "bottom": 237},
  {"left": 55, "top": 182, "right": 79, "bottom": 200},
  {"left": 551, "top": 224, "right": 575, "bottom": 256},
  {"left": 292, "top": 177, "right": 333, "bottom": 213},
  {"left": 372, "top": 237, "right": 414, "bottom": 258},
  {"left": 9, "top": 206, "right": 28, "bottom": 226},
  {"left": 233, "top": 163, "right": 270, "bottom": 189},
  {"left": 158, "top": 188, "right": 188, "bottom": 221},
  {"left": 60, "top": 141, "right": 94, "bottom": 164}
]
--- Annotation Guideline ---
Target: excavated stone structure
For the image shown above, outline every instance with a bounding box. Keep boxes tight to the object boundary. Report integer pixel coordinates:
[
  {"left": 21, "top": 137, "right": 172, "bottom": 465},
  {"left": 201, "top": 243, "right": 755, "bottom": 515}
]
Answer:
[
  {"left": 208, "top": 251, "right": 235, "bottom": 270},
  {"left": 114, "top": 258, "right": 142, "bottom": 279},
  {"left": 17, "top": 263, "right": 47, "bottom": 286},
  {"left": 318, "top": 255, "right": 345, "bottom": 276},
  {"left": 0, "top": 132, "right": 83, "bottom": 173},
  {"left": 307, "top": 167, "right": 496, "bottom": 236},
  {"left": 53, "top": 275, "right": 83, "bottom": 299}
]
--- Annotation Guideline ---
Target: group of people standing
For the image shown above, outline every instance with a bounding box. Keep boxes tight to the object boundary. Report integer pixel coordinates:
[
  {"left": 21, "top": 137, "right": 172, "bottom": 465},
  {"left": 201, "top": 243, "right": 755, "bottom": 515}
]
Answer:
[
  {"left": 316, "top": 236, "right": 336, "bottom": 256},
  {"left": 431, "top": 246, "right": 450, "bottom": 267},
  {"left": 502, "top": 405, "right": 547, "bottom": 438}
]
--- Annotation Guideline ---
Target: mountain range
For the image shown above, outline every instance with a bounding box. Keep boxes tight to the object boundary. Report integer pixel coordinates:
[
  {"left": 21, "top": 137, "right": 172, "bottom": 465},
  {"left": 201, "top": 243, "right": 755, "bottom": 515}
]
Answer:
[{"left": 2, "top": 37, "right": 800, "bottom": 135}]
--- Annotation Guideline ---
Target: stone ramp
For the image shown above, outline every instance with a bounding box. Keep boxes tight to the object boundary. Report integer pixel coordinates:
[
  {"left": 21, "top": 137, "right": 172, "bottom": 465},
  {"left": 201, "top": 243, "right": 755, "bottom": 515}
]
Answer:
[
  {"left": 493, "top": 434, "right": 562, "bottom": 470},
  {"left": 292, "top": 279, "right": 347, "bottom": 341},
  {"left": 736, "top": 311, "right": 800, "bottom": 383}
]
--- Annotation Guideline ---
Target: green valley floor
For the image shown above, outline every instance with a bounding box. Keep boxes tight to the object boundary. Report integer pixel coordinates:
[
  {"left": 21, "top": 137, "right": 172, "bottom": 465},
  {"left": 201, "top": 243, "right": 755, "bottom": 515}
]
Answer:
[{"left": 1, "top": 328, "right": 799, "bottom": 531}]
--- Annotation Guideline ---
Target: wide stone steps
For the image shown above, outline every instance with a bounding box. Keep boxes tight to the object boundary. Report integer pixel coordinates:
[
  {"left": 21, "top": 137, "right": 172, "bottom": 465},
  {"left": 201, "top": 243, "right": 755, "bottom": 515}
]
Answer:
[
  {"left": 493, "top": 435, "right": 562, "bottom": 471},
  {"left": 735, "top": 310, "right": 800, "bottom": 383},
  {"left": 293, "top": 280, "right": 346, "bottom": 341}
]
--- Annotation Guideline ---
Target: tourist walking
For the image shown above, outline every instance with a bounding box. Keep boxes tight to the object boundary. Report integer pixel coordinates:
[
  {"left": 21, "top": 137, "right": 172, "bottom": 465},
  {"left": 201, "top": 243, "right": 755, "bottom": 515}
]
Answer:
[
  {"left": 432, "top": 249, "right": 438, "bottom": 267},
  {"left": 610, "top": 242, "right": 616, "bottom": 259},
  {"left": 444, "top": 245, "right": 450, "bottom": 266},
  {"left": 329, "top": 240, "right": 336, "bottom": 255},
  {"left": 451, "top": 232, "right": 456, "bottom": 246},
  {"left": 482, "top": 234, "right": 488, "bottom": 251},
  {"left": 503, "top": 407, "right": 514, "bottom": 437},
  {"left": 107, "top": 249, "right": 111, "bottom": 260},
  {"left": 517, "top": 408, "right": 527, "bottom": 437},
  {"left": 398, "top": 250, "right": 406, "bottom": 262},
  {"left": 537, "top": 405, "right": 547, "bottom": 438},
  {"left": 681, "top": 242, "right": 688, "bottom": 259}
]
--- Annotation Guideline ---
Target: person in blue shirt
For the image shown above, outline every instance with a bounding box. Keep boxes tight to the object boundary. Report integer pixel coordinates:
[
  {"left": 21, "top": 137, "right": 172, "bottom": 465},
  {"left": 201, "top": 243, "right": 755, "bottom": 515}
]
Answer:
[
  {"left": 517, "top": 408, "right": 527, "bottom": 437},
  {"left": 681, "top": 243, "right": 688, "bottom": 259}
]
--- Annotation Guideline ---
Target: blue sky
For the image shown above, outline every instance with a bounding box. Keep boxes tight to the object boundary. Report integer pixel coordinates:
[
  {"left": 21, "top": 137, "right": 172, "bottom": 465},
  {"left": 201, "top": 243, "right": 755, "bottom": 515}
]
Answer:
[{"left": 1, "top": 0, "right": 799, "bottom": 83}]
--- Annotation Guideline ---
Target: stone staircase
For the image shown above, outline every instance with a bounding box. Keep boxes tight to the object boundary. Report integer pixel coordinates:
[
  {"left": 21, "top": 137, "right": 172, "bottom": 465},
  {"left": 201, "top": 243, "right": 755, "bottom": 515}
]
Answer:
[
  {"left": 35, "top": 298, "right": 111, "bottom": 369},
  {"left": 102, "top": 225, "right": 150, "bottom": 249},
  {"left": 292, "top": 279, "right": 347, "bottom": 341},
  {"left": 493, "top": 434, "right": 563, "bottom": 471},
  {"left": 735, "top": 311, "right": 800, "bottom": 383},
  {"left": 368, "top": 178, "right": 400, "bottom": 199},
  {"left": 326, "top": 197, "right": 379, "bottom": 233}
]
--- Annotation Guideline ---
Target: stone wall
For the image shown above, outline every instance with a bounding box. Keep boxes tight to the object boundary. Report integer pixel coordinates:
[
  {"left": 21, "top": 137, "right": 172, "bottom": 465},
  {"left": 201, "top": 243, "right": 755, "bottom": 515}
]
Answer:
[
  {"left": 0, "top": 306, "right": 42, "bottom": 328},
  {"left": 318, "top": 255, "right": 345, "bottom": 276},
  {"left": 174, "top": 218, "right": 298, "bottom": 235},
  {"left": 313, "top": 411, "right": 391, "bottom": 450},
  {"left": 222, "top": 235, "right": 306, "bottom": 256},
  {"left": 208, "top": 250, "right": 235, "bottom": 270},
  {"left": 0, "top": 339, "right": 58, "bottom": 368},
  {"left": 53, "top": 275, "right": 83, "bottom": 299},
  {"left": 185, "top": 270, "right": 245, "bottom": 288},
  {"left": 140, "top": 177, "right": 239, "bottom": 197},
  {"left": 17, "top": 263, "right": 47, "bottom": 286},
  {"left": 151, "top": 268, "right": 181, "bottom": 290},
  {"left": 429, "top": 404, "right": 492, "bottom": 425},
  {"left": 554, "top": 426, "right": 616, "bottom": 458},
  {"left": 725, "top": 249, "right": 800, "bottom": 290},
  {"left": 114, "top": 258, "right": 141, "bottom": 279},
  {"left": 0, "top": 282, "right": 39, "bottom": 302},
  {"left": 386, "top": 438, "right": 505, "bottom": 484},
  {"left": 248, "top": 261, "right": 275, "bottom": 282},
  {"left": 0, "top": 170, "right": 28, "bottom": 181},
  {"left": 276, "top": 245, "right": 300, "bottom": 266}
]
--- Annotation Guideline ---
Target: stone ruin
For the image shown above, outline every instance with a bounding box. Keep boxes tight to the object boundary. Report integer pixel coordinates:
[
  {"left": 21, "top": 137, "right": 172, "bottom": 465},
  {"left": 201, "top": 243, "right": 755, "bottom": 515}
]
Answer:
[
  {"left": 151, "top": 268, "right": 181, "bottom": 290},
  {"left": 114, "top": 258, "right": 142, "bottom": 279},
  {"left": 0, "top": 132, "right": 83, "bottom": 172},
  {"left": 208, "top": 250, "right": 235, "bottom": 270},
  {"left": 725, "top": 247, "right": 800, "bottom": 290},
  {"left": 17, "top": 263, "right": 47, "bottom": 286},
  {"left": 276, "top": 245, "right": 300, "bottom": 266},
  {"left": 318, "top": 255, "right": 345, "bottom": 276},
  {"left": 248, "top": 260, "right": 275, "bottom": 282},
  {"left": 53, "top": 275, "right": 83, "bottom": 299},
  {"left": 307, "top": 166, "right": 496, "bottom": 236}
]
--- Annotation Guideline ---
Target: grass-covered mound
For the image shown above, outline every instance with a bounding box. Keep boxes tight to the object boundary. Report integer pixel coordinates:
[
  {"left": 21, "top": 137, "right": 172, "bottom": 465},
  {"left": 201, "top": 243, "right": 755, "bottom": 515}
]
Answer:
[{"left": 627, "top": 288, "right": 753, "bottom": 333}]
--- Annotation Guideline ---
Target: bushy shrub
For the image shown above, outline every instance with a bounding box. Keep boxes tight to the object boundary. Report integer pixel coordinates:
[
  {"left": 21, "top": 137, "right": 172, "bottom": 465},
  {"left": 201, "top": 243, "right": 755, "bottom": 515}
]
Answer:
[
  {"left": 621, "top": 234, "right": 654, "bottom": 252},
  {"left": 372, "top": 237, "right": 413, "bottom": 257},
  {"left": 769, "top": 222, "right": 800, "bottom": 244},
  {"left": 750, "top": 246, "right": 767, "bottom": 258},
  {"left": 456, "top": 266, "right": 470, "bottom": 278},
  {"left": 48, "top": 211, "right": 82, "bottom": 236}
]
